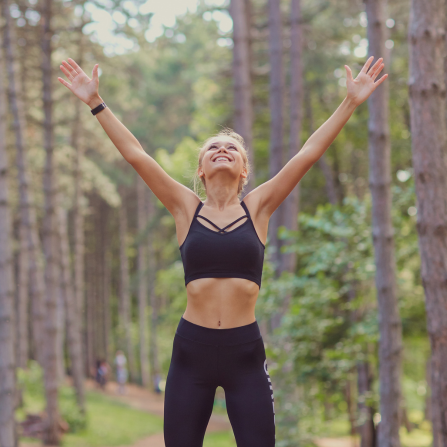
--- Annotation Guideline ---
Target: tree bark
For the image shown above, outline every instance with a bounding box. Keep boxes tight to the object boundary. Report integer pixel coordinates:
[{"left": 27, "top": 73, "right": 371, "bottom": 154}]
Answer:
[
  {"left": 280, "top": 0, "right": 303, "bottom": 278},
  {"left": 357, "top": 361, "right": 376, "bottom": 447},
  {"left": 147, "top": 192, "right": 161, "bottom": 390},
  {"left": 267, "top": 0, "right": 285, "bottom": 333},
  {"left": 137, "top": 177, "right": 150, "bottom": 386},
  {"left": 365, "top": 2, "right": 403, "bottom": 447},
  {"left": 16, "top": 221, "right": 29, "bottom": 369},
  {"left": 0, "top": 28, "right": 17, "bottom": 447},
  {"left": 57, "top": 206, "right": 85, "bottom": 413},
  {"left": 408, "top": 1, "right": 447, "bottom": 446},
  {"left": 230, "top": 0, "right": 254, "bottom": 192},
  {"left": 119, "top": 189, "right": 137, "bottom": 382},
  {"left": 2, "top": 0, "right": 45, "bottom": 365},
  {"left": 41, "top": 0, "right": 61, "bottom": 441},
  {"left": 267, "top": 0, "right": 284, "bottom": 277}
]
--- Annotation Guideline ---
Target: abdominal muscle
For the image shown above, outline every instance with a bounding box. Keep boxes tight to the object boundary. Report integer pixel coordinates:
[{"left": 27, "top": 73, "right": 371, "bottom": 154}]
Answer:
[{"left": 182, "top": 277, "right": 260, "bottom": 329}]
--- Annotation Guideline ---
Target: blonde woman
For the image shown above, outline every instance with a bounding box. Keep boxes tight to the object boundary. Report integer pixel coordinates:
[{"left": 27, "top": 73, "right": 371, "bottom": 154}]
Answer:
[{"left": 58, "top": 55, "right": 387, "bottom": 446}]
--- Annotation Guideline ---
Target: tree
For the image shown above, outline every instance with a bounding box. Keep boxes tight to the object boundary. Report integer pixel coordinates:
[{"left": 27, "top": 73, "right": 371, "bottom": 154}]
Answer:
[
  {"left": 230, "top": 0, "right": 255, "bottom": 192},
  {"left": 41, "top": 0, "right": 62, "bottom": 441},
  {"left": 365, "top": 2, "right": 403, "bottom": 447},
  {"left": 57, "top": 205, "right": 85, "bottom": 412},
  {"left": 267, "top": 0, "right": 285, "bottom": 332},
  {"left": 2, "top": 0, "right": 46, "bottom": 365},
  {"left": 137, "top": 177, "right": 149, "bottom": 386},
  {"left": 408, "top": 0, "right": 447, "bottom": 445},
  {"left": 0, "top": 28, "right": 17, "bottom": 447}
]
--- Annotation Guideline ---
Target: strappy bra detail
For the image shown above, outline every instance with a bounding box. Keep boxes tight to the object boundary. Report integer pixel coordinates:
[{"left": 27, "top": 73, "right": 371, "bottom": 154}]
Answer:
[{"left": 179, "top": 200, "right": 265, "bottom": 289}]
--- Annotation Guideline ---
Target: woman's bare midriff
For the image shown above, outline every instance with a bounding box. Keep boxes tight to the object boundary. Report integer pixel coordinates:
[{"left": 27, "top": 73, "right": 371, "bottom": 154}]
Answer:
[{"left": 182, "top": 277, "right": 260, "bottom": 329}]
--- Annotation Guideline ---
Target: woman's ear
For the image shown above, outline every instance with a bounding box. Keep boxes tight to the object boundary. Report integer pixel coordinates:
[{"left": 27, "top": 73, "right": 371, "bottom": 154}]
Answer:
[{"left": 240, "top": 167, "right": 248, "bottom": 179}]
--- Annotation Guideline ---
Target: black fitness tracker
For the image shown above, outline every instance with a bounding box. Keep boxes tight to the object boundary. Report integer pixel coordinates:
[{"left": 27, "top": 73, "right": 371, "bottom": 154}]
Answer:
[{"left": 91, "top": 102, "right": 107, "bottom": 115}]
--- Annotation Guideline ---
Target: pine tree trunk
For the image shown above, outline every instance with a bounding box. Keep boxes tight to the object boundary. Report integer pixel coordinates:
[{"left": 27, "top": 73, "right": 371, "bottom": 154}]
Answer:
[
  {"left": 57, "top": 207, "right": 85, "bottom": 412},
  {"left": 72, "top": 36, "right": 85, "bottom": 327},
  {"left": 16, "top": 222, "right": 29, "bottom": 368},
  {"left": 365, "top": 2, "right": 403, "bottom": 447},
  {"left": 119, "top": 190, "right": 136, "bottom": 382},
  {"left": 41, "top": 0, "right": 61, "bottom": 441},
  {"left": 147, "top": 192, "right": 161, "bottom": 390},
  {"left": 357, "top": 361, "right": 376, "bottom": 447},
  {"left": 230, "top": 0, "right": 254, "bottom": 192},
  {"left": 0, "top": 28, "right": 17, "bottom": 447},
  {"left": 267, "top": 0, "right": 284, "bottom": 276},
  {"left": 137, "top": 178, "right": 149, "bottom": 386},
  {"left": 267, "top": 0, "right": 285, "bottom": 333},
  {"left": 408, "top": 1, "right": 447, "bottom": 446},
  {"left": 2, "top": 0, "right": 45, "bottom": 365},
  {"left": 280, "top": 0, "right": 303, "bottom": 279}
]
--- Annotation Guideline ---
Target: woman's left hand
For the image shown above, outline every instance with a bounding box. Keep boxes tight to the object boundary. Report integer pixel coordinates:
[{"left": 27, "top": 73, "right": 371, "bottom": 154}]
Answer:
[{"left": 344, "top": 56, "right": 388, "bottom": 106}]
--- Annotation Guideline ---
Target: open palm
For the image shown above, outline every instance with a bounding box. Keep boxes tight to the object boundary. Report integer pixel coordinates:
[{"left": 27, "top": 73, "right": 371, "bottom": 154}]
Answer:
[
  {"left": 345, "top": 56, "right": 388, "bottom": 106},
  {"left": 57, "top": 58, "right": 99, "bottom": 105}
]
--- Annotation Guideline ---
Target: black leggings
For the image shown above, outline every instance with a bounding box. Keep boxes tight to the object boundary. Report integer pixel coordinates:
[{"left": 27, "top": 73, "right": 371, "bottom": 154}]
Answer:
[{"left": 164, "top": 316, "right": 276, "bottom": 446}]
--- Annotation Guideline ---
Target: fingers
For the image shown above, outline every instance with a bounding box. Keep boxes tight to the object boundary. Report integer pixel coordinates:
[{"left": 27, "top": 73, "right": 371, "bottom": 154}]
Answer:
[
  {"left": 360, "top": 56, "right": 374, "bottom": 74},
  {"left": 92, "top": 64, "right": 99, "bottom": 80},
  {"left": 345, "top": 65, "right": 354, "bottom": 82},
  {"left": 57, "top": 77, "right": 72, "bottom": 90},
  {"left": 68, "top": 58, "right": 84, "bottom": 74},
  {"left": 61, "top": 60, "right": 78, "bottom": 80},
  {"left": 374, "top": 73, "right": 388, "bottom": 86},
  {"left": 368, "top": 57, "right": 384, "bottom": 78},
  {"left": 60, "top": 64, "right": 74, "bottom": 80}
]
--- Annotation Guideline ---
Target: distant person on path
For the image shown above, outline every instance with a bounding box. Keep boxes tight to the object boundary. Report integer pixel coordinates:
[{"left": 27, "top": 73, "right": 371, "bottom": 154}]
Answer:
[
  {"left": 114, "top": 350, "right": 128, "bottom": 395},
  {"left": 59, "top": 55, "right": 387, "bottom": 446}
]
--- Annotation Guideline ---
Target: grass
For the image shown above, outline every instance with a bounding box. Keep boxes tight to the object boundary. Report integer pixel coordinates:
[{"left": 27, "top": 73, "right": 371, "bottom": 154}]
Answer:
[
  {"left": 17, "top": 385, "right": 162, "bottom": 447},
  {"left": 204, "top": 430, "right": 237, "bottom": 447}
]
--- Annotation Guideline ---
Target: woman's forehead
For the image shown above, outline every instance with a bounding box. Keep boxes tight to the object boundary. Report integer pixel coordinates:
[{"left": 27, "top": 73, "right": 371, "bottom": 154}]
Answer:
[{"left": 208, "top": 136, "right": 240, "bottom": 146}]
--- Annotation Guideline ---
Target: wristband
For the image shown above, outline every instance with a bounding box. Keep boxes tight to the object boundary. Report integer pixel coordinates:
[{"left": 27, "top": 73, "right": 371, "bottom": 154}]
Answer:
[{"left": 91, "top": 102, "right": 107, "bottom": 116}]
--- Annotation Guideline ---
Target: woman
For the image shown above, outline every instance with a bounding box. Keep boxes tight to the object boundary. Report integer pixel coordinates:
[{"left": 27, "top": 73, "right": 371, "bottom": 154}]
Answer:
[{"left": 58, "top": 55, "right": 387, "bottom": 446}]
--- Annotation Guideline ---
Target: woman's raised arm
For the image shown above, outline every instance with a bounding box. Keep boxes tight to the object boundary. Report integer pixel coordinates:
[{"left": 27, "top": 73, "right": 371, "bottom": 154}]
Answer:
[
  {"left": 58, "top": 58, "right": 197, "bottom": 217},
  {"left": 245, "top": 56, "right": 388, "bottom": 219}
]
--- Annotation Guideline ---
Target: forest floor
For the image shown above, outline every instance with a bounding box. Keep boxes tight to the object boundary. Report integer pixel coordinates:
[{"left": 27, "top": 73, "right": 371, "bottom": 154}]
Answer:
[
  {"left": 19, "top": 378, "right": 354, "bottom": 447},
  {"left": 82, "top": 379, "right": 354, "bottom": 447}
]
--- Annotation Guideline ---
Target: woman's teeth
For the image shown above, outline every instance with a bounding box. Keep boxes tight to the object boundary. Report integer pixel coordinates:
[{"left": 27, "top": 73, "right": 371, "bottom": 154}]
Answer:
[{"left": 215, "top": 157, "right": 229, "bottom": 162}]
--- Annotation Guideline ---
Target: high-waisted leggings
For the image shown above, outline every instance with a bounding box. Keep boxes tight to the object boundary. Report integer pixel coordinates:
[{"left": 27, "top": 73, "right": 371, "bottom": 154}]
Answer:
[{"left": 164, "top": 316, "right": 276, "bottom": 446}]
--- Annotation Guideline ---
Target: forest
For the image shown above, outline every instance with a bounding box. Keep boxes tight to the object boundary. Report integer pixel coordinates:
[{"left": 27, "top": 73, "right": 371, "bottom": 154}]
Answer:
[{"left": 0, "top": 0, "right": 446, "bottom": 446}]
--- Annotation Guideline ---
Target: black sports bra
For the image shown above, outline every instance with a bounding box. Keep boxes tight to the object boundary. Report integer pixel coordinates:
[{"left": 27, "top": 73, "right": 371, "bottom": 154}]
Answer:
[{"left": 179, "top": 200, "right": 265, "bottom": 288}]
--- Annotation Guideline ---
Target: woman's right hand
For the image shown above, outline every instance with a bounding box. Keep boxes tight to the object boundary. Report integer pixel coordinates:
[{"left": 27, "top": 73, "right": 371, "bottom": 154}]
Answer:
[{"left": 58, "top": 58, "right": 101, "bottom": 106}]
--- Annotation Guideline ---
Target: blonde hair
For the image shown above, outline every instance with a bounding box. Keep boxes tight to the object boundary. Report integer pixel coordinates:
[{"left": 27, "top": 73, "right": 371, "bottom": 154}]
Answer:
[{"left": 193, "top": 128, "right": 251, "bottom": 198}]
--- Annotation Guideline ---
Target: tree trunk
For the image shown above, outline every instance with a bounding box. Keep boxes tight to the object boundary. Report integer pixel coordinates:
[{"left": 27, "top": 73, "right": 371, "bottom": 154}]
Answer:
[
  {"left": 57, "top": 206, "right": 85, "bottom": 413},
  {"left": 0, "top": 28, "right": 17, "bottom": 447},
  {"left": 304, "top": 87, "right": 338, "bottom": 205},
  {"left": 267, "top": 0, "right": 285, "bottom": 333},
  {"left": 357, "top": 361, "right": 376, "bottom": 447},
  {"left": 280, "top": 0, "right": 303, "bottom": 281},
  {"left": 147, "top": 192, "right": 161, "bottom": 390},
  {"left": 2, "top": 0, "right": 45, "bottom": 365},
  {"left": 408, "top": 1, "right": 447, "bottom": 446},
  {"left": 72, "top": 35, "right": 86, "bottom": 329},
  {"left": 119, "top": 190, "right": 137, "bottom": 382},
  {"left": 41, "top": 0, "right": 61, "bottom": 441},
  {"left": 16, "top": 221, "right": 29, "bottom": 369},
  {"left": 365, "top": 2, "right": 403, "bottom": 447},
  {"left": 230, "top": 0, "right": 254, "bottom": 192},
  {"left": 137, "top": 178, "right": 149, "bottom": 386},
  {"left": 267, "top": 0, "right": 284, "bottom": 276}
]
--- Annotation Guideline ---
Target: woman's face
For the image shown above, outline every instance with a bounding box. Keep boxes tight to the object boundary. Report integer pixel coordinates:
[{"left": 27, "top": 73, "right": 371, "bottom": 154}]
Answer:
[{"left": 198, "top": 137, "right": 247, "bottom": 185}]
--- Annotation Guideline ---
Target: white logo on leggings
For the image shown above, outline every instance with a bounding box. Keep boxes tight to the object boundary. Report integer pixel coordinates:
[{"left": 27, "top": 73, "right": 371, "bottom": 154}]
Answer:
[{"left": 264, "top": 359, "right": 276, "bottom": 430}]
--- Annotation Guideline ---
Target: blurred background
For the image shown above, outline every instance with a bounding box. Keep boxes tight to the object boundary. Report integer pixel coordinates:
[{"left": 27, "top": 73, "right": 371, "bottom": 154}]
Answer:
[{"left": 0, "top": 0, "right": 445, "bottom": 446}]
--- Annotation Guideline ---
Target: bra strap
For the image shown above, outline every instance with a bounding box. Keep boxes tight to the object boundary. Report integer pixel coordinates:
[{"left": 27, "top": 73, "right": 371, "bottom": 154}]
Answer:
[
  {"left": 240, "top": 200, "right": 252, "bottom": 219},
  {"left": 194, "top": 201, "right": 204, "bottom": 217}
]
